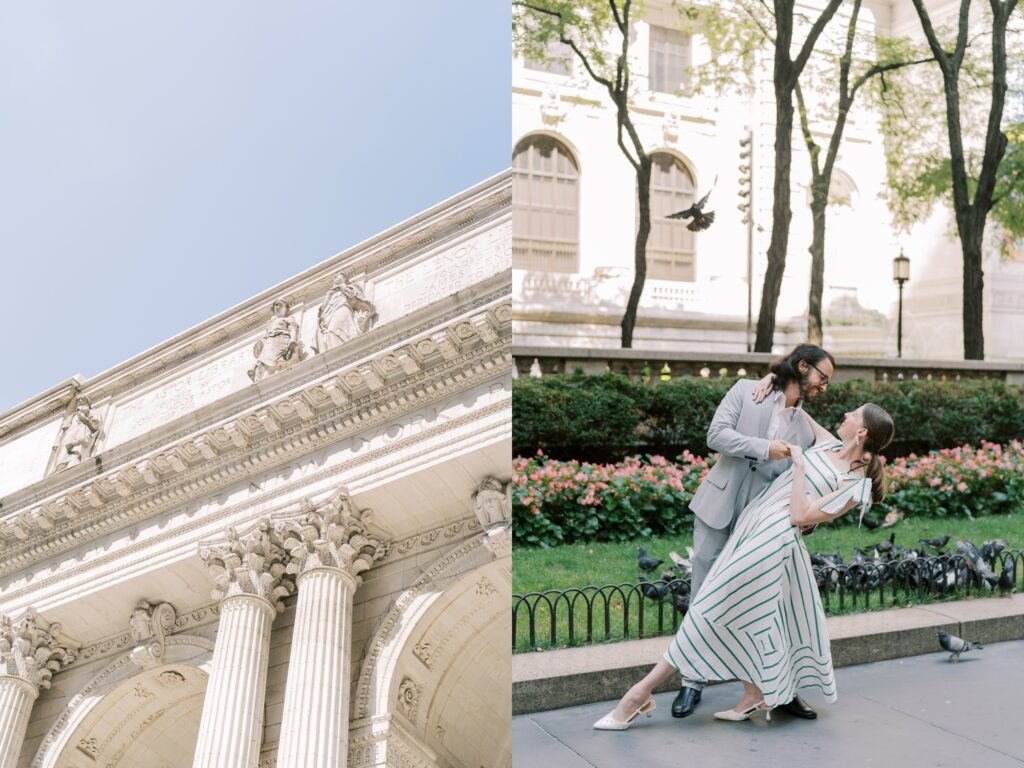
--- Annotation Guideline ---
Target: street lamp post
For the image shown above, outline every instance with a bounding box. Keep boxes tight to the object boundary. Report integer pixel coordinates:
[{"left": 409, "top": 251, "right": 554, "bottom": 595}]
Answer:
[{"left": 893, "top": 249, "right": 911, "bottom": 358}]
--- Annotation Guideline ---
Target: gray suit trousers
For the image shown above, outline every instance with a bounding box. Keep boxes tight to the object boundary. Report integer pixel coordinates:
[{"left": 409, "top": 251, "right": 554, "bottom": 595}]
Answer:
[{"left": 682, "top": 517, "right": 733, "bottom": 690}]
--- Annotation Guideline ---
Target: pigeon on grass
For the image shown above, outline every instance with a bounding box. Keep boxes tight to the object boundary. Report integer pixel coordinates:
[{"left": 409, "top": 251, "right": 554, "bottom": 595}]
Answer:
[{"left": 637, "top": 546, "right": 664, "bottom": 573}]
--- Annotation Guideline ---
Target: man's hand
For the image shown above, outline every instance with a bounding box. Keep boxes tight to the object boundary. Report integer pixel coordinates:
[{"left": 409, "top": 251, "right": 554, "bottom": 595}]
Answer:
[
  {"left": 799, "top": 524, "right": 817, "bottom": 536},
  {"left": 751, "top": 373, "right": 776, "bottom": 404},
  {"left": 768, "top": 440, "right": 791, "bottom": 461},
  {"left": 789, "top": 443, "right": 805, "bottom": 467}
]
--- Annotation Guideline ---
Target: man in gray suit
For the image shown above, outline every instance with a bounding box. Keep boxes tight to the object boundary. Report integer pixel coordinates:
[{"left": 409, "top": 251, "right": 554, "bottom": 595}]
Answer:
[{"left": 671, "top": 344, "right": 836, "bottom": 721}]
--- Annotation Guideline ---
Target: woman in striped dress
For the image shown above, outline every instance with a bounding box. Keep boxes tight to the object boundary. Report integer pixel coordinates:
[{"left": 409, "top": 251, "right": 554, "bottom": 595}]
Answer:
[{"left": 594, "top": 403, "right": 895, "bottom": 729}]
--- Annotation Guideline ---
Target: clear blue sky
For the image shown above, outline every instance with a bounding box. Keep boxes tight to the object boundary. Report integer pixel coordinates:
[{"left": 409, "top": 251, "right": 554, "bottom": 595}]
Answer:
[{"left": 0, "top": 2, "right": 511, "bottom": 414}]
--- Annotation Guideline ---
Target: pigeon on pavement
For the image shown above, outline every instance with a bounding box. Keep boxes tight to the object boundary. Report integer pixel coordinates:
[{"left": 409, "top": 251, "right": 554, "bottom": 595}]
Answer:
[{"left": 937, "top": 629, "right": 983, "bottom": 662}]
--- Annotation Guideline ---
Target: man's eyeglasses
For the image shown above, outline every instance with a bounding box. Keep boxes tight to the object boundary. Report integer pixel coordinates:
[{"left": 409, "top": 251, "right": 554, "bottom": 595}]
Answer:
[{"left": 808, "top": 362, "right": 830, "bottom": 387}]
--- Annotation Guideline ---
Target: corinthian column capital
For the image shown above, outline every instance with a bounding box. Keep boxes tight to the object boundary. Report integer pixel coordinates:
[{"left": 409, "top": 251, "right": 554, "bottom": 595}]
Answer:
[
  {"left": 199, "top": 521, "right": 296, "bottom": 613},
  {"left": 0, "top": 609, "right": 76, "bottom": 691},
  {"left": 277, "top": 495, "right": 387, "bottom": 583}
]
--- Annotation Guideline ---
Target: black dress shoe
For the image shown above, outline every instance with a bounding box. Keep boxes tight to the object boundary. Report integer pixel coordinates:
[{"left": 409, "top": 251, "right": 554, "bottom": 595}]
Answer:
[
  {"left": 671, "top": 686, "right": 701, "bottom": 718},
  {"left": 781, "top": 693, "right": 817, "bottom": 719}
]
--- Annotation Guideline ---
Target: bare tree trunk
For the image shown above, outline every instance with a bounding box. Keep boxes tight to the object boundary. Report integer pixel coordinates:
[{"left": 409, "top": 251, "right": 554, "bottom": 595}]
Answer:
[
  {"left": 755, "top": 71, "right": 795, "bottom": 352},
  {"left": 807, "top": 185, "right": 828, "bottom": 345},
  {"left": 623, "top": 158, "right": 652, "bottom": 347},
  {"left": 962, "top": 218, "right": 986, "bottom": 358}
]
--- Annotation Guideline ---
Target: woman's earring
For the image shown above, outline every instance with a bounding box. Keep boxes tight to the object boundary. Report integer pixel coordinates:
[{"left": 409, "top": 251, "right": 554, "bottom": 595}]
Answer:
[{"left": 854, "top": 435, "right": 861, "bottom": 446}]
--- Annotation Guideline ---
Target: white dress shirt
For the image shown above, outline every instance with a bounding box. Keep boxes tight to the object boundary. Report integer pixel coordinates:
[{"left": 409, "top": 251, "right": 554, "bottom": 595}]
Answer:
[{"left": 767, "top": 388, "right": 803, "bottom": 444}]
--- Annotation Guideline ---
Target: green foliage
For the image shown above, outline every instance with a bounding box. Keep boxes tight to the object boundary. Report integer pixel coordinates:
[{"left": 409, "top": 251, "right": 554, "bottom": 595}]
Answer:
[
  {"left": 512, "top": 1, "right": 622, "bottom": 84},
  {"left": 512, "top": 453, "right": 704, "bottom": 547},
  {"left": 512, "top": 371, "right": 650, "bottom": 461},
  {"left": 513, "top": 441, "right": 1024, "bottom": 549},
  {"left": 513, "top": 373, "right": 1024, "bottom": 460},
  {"left": 878, "top": 7, "right": 1024, "bottom": 236}
]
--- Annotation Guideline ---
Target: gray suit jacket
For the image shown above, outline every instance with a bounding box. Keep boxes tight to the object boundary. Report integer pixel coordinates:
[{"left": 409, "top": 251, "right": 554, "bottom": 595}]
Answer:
[{"left": 689, "top": 380, "right": 815, "bottom": 529}]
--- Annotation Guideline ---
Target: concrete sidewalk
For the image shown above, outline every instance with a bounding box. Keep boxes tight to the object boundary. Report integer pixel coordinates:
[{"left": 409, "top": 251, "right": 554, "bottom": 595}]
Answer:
[
  {"left": 514, "top": 593, "right": 1024, "bottom": 714},
  {"left": 513, "top": 638, "right": 1024, "bottom": 768}
]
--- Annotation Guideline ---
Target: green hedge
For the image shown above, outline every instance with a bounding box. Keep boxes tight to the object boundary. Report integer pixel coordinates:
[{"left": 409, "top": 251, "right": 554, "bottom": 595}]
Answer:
[{"left": 513, "top": 372, "right": 1024, "bottom": 461}]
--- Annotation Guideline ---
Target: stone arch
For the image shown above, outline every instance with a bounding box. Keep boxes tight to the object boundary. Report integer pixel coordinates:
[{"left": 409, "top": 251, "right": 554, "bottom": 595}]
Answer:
[
  {"left": 354, "top": 536, "right": 509, "bottom": 768},
  {"left": 31, "top": 635, "right": 214, "bottom": 768}
]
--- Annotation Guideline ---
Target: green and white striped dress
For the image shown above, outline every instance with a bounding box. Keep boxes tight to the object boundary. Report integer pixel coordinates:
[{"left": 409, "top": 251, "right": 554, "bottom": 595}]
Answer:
[{"left": 665, "top": 440, "right": 872, "bottom": 707}]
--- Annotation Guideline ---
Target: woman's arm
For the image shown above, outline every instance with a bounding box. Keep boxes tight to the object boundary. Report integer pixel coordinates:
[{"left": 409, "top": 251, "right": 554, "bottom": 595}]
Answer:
[
  {"left": 804, "top": 413, "right": 837, "bottom": 445},
  {"left": 789, "top": 477, "right": 861, "bottom": 527}
]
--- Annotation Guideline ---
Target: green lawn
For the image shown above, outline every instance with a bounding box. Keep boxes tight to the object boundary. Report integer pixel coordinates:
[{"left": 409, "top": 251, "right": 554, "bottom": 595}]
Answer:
[
  {"left": 513, "top": 513, "right": 1024, "bottom": 593},
  {"left": 512, "top": 513, "right": 1024, "bottom": 653}
]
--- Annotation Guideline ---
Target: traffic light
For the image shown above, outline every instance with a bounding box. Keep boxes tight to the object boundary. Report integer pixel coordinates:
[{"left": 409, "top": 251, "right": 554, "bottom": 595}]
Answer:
[{"left": 738, "top": 131, "right": 753, "bottom": 224}]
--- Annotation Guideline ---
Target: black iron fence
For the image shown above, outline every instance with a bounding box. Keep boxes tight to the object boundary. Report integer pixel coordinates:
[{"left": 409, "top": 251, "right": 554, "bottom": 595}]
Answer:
[{"left": 512, "top": 549, "right": 1023, "bottom": 652}]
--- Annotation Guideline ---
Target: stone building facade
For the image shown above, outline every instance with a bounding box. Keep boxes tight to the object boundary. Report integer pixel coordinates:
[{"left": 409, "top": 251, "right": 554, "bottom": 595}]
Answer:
[
  {"left": 513, "top": 0, "right": 1024, "bottom": 360},
  {"left": 0, "top": 173, "right": 512, "bottom": 768}
]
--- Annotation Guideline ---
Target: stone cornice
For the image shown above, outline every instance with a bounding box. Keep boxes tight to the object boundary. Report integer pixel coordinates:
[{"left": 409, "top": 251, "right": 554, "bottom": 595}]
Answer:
[
  {"left": 0, "top": 299, "right": 511, "bottom": 575},
  {"left": 0, "top": 393, "right": 504, "bottom": 601},
  {"left": 0, "top": 174, "right": 510, "bottom": 440},
  {"left": 3, "top": 275, "right": 508, "bottom": 505}
]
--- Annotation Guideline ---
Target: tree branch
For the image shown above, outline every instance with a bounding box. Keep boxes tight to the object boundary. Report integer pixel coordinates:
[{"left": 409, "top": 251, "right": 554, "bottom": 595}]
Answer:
[
  {"left": 850, "top": 56, "right": 936, "bottom": 99},
  {"left": 516, "top": 2, "right": 615, "bottom": 88},
  {"left": 793, "top": 0, "right": 845, "bottom": 76},
  {"left": 794, "top": 80, "right": 821, "bottom": 178}
]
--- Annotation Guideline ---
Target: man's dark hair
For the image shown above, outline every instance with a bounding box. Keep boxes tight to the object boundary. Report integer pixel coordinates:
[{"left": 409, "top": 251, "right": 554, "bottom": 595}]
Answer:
[{"left": 769, "top": 344, "right": 836, "bottom": 391}]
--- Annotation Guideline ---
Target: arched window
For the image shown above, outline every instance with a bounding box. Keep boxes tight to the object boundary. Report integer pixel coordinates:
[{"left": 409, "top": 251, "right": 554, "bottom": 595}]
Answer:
[
  {"left": 646, "top": 152, "right": 697, "bottom": 281},
  {"left": 512, "top": 135, "right": 579, "bottom": 273}
]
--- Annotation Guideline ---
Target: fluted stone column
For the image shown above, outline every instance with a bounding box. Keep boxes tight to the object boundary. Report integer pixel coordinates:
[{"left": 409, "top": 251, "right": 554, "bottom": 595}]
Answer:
[
  {"left": 193, "top": 522, "right": 295, "bottom": 768},
  {"left": 275, "top": 496, "right": 386, "bottom": 768},
  {"left": 0, "top": 610, "right": 75, "bottom": 768}
]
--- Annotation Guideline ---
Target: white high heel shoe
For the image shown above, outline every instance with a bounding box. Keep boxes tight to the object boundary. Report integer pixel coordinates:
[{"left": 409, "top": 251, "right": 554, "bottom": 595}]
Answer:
[
  {"left": 593, "top": 698, "right": 656, "bottom": 730},
  {"left": 713, "top": 700, "right": 772, "bottom": 722}
]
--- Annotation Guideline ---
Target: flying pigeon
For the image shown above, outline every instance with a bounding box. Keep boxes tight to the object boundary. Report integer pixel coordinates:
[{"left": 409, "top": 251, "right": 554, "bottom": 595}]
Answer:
[
  {"left": 637, "top": 546, "right": 664, "bottom": 573},
  {"left": 936, "top": 629, "right": 983, "bottom": 663},
  {"left": 919, "top": 535, "right": 951, "bottom": 551},
  {"left": 666, "top": 177, "right": 717, "bottom": 232}
]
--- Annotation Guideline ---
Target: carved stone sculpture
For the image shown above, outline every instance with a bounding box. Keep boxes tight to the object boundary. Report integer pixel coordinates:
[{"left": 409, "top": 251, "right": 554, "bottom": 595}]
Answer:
[
  {"left": 0, "top": 609, "right": 76, "bottom": 690},
  {"left": 473, "top": 476, "right": 512, "bottom": 559},
  {"left": 52, "top": 397, "right": 100, "bottom": 473},
  {"left": 199, "top": 522, "right": 295, "bottom": 612},
  {"left": 248, "top": 299, "right": 302, "bottom": 383},
  {"left": 313, "top": 273, "right": 375, "bottom": 354},
  {"left": 276, "top": 494, "right": 387, "bottom": 581},
  {"left": 128, "top": 600, "right": 177, "bottom": 670}
]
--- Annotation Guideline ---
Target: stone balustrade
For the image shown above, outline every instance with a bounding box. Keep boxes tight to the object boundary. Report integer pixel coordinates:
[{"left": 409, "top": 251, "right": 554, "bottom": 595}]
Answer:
[{"left": 513, "top": 347, "right": 1024, "bottom": 386}]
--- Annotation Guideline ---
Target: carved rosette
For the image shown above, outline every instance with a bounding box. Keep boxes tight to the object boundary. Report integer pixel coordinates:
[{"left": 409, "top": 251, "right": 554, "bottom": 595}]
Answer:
[
  {"left": 277, "top": 495, "right": 387, "bottom": 583},
  {"left": 0, "top": 610, "right": 76, "bottom": 691},
  {"left": 199, "top": 522, "right": 295, "bottom": 612}
]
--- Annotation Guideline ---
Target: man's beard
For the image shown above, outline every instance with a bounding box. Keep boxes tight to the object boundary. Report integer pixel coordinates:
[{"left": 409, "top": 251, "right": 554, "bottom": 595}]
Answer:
[{"left": 797, "top": 370, "right": 817, "bottom": 403}]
